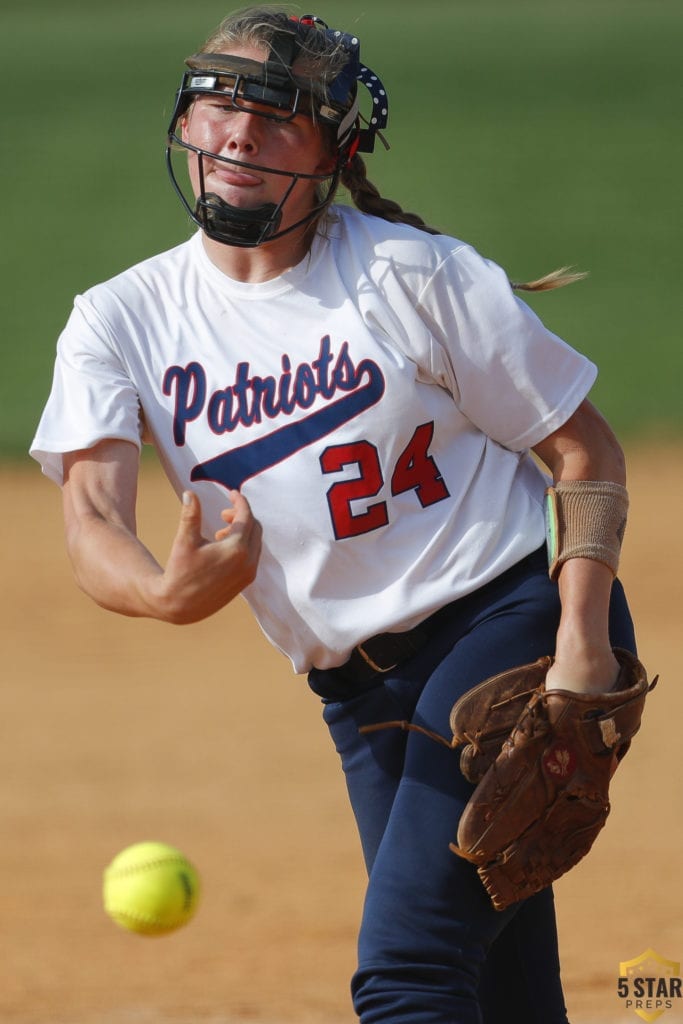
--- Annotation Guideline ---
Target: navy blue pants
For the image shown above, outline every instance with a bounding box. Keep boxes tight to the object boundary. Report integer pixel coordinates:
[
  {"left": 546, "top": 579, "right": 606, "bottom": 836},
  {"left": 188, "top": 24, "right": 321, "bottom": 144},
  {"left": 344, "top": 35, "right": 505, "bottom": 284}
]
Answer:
[{"left": 309, "top": 548, "right": 636, "bottom": 1024}]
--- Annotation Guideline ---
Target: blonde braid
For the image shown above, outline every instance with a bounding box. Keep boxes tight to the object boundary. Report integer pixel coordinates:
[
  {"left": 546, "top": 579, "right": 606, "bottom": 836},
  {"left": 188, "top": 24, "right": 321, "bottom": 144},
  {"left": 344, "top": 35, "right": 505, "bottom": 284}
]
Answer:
[
  {"left": 509, "top": 267, "right": 588, "bottom": 292},
  {"left": 341, "top": 155, "right": 442, "bottom": 236}
]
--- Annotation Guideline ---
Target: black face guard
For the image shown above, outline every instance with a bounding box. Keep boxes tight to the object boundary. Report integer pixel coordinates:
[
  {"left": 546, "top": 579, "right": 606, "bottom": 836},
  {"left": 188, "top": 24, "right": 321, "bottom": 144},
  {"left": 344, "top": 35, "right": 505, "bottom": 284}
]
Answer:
[
  {"left": 165, "top": 16, "right": 389, "bottom": 248},
  {"left": 166, "top": 139, "right": 340, "bottom": 247}
]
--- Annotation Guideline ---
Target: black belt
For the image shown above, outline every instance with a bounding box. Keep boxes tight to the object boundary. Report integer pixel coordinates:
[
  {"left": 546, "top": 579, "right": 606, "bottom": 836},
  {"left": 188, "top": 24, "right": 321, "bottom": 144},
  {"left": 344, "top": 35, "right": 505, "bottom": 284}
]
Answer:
[{"left": 330, "top": 606, "right": 452, "bottom": 686}]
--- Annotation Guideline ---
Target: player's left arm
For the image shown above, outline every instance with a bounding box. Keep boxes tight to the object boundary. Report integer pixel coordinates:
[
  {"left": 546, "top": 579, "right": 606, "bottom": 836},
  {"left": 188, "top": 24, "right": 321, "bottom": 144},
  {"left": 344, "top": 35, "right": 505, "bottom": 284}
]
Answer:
[{"left": 531, "top": 398, "right": 626, "bottom": 694}]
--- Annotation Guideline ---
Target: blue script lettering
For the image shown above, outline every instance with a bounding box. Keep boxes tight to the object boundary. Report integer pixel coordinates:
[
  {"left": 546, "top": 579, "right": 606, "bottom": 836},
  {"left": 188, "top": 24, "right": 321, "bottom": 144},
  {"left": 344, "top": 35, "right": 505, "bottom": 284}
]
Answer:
[{"left": 163, "top": 336, "right": 372, "bottom": 447}]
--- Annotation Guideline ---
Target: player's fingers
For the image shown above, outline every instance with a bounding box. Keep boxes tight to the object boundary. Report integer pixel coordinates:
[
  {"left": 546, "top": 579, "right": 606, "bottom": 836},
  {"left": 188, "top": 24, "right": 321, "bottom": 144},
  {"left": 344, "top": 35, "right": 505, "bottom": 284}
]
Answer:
[
  {"left": 227, "top": 489, "right": 254, "bottom": 523},
  {"left": 224, "top": 491, "right": 263, "bottom": 563},
  {"left": 216, "top": 491, "right": 258, "bottom": 536},
  {"left": 176, "top": 490, "right": 205, "bottom": 546},
  {"left": 213, "top": 493, "right": 240, "bottom": 540},
  {"left": 215, "top": 517, "right": 262, "bottom": 545}
]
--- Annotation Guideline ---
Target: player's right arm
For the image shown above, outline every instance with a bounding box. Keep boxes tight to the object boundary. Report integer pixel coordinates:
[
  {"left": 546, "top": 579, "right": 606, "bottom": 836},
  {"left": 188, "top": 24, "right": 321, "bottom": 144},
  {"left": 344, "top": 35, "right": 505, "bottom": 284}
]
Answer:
[{"left": 62, "top": 439, "right": 262, "bottom": 624}]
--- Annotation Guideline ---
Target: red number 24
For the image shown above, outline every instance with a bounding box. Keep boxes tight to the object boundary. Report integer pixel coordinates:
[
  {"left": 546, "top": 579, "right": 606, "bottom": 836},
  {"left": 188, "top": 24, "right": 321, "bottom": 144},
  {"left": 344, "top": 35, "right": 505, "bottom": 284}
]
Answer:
[{"left": 319, "top": 422, "right": 450, "bottom": 540}]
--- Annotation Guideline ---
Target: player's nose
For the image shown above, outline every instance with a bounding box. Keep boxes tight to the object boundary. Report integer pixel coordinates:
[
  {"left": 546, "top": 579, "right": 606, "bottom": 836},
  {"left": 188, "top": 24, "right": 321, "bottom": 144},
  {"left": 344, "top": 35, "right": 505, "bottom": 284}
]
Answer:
[{"left": 223, "top": 110, "right": 263, "bottom": 155}]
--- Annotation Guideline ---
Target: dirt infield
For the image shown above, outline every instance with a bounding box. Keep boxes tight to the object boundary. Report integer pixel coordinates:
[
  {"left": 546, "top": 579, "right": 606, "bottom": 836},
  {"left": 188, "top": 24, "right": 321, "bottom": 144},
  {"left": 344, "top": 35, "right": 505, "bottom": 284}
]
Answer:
[{"left": 2, "top": 446, "right": 681, "bottom": 1024}]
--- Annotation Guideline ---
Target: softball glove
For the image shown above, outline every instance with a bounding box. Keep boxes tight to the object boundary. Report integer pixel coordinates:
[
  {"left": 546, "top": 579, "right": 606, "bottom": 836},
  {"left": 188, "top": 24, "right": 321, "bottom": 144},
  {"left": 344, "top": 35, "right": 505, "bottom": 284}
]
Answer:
[{"left": 449, "top": 648, "right": 655, "bottom": 910}]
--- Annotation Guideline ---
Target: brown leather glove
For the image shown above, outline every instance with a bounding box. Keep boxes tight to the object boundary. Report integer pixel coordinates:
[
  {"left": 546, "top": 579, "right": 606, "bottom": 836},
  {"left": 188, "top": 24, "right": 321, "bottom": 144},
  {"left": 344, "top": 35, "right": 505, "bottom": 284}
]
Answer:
[{"left": 449, "top": 648, "right": 655, "bottom": 910}]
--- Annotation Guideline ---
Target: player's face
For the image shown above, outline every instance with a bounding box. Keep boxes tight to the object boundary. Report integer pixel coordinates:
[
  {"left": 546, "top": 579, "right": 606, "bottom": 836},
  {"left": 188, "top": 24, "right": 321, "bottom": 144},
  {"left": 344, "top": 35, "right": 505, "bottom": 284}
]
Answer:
[{"left": 181, "top": 44, "right": 335, "bottom": 234}]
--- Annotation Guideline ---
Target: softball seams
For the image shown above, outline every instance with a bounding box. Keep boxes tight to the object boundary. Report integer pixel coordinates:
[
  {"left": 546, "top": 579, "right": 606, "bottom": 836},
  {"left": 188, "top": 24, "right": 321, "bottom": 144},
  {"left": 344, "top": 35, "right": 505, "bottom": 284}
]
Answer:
[{"left": 105, "top": 855, "right": 193, "bottom": 878}]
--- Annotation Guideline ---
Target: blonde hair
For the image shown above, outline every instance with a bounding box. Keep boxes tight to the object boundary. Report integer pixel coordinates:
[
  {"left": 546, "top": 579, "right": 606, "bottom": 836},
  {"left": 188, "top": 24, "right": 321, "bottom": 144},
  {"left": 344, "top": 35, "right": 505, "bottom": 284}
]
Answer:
[
  {"left": 509, "top": 267, "right": 588, "bottom": 292},
  {"left": 199, "top": 6, "right": 350, "bottom": 98}
]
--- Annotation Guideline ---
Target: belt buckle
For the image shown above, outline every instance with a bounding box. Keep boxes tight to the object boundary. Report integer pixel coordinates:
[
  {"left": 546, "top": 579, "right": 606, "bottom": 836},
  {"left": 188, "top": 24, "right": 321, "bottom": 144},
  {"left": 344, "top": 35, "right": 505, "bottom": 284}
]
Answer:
[{"left": 355, "top": 641, "right": 398, "bottom": 675}]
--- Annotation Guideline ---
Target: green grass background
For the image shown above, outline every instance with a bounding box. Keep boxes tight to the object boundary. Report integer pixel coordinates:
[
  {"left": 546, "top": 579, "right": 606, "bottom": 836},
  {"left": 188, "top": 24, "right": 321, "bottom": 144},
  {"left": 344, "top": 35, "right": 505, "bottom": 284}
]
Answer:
[{"left": 2, "top": 0, "right": 681, "bottom": 458}]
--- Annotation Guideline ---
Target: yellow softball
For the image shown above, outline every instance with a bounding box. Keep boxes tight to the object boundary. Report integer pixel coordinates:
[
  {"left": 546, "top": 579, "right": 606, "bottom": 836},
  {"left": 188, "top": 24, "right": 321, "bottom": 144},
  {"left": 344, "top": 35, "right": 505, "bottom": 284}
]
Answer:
[{"left": 103, "top": 841, "right": 200, "bottom": 936}]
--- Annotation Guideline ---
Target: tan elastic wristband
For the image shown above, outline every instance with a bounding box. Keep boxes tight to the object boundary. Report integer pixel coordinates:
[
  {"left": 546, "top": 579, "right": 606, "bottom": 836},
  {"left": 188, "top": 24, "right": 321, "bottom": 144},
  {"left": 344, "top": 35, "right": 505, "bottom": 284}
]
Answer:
[{"left": 544, "top": 480, "right": 629, "bottom": 580}]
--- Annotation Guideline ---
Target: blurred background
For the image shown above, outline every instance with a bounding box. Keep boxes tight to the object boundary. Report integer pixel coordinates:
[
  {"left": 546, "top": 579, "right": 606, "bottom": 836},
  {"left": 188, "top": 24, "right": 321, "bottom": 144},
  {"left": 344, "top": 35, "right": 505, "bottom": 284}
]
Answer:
[
  {"left": 2, "top": 0, "right": 681, "bottom": 457},
  {"left": 1, "top": 3, "right": 681, "bottom": 1023}
]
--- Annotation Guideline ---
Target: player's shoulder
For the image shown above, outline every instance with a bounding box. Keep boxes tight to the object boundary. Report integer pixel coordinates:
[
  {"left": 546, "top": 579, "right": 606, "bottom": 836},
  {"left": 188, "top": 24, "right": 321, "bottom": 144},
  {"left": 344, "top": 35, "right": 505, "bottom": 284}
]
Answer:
[
  {"left": 80, "top": 235, "right": 199, "bottom": 307},
  {"left": 328, "top": 205, "right": 493, "bottom": 268},
  {"left": 324, "top": 205, "right": 505, "bottom": 292}
]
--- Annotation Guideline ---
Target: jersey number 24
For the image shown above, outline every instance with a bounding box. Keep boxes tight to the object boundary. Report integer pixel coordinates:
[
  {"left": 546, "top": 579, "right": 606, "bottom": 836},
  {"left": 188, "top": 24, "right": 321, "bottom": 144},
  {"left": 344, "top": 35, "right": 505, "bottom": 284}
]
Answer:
[{"left": 320, "top": 421, "right": 450, "bottom": 540}]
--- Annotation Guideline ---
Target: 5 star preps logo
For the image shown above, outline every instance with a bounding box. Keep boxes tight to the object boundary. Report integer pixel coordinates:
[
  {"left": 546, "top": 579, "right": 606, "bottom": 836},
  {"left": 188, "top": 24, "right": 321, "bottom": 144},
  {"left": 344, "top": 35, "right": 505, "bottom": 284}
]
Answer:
[{"left": 617, "top": 948, "right": 682, "bottom": 1022}]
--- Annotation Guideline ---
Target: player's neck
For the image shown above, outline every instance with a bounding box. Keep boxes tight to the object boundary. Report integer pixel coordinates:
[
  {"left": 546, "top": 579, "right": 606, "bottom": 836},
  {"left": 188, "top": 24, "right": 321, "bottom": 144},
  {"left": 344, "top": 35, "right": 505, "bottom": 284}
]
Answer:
[{"left": 200, "top": 228, "right": 313, "bottom": 284}]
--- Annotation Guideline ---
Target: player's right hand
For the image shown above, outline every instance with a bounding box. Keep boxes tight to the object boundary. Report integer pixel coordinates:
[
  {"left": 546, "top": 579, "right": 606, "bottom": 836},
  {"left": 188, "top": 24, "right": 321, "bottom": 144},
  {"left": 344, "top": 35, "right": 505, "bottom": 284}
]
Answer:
[{"left": 151, "top": 489, "right": 262, "bottom": 625}]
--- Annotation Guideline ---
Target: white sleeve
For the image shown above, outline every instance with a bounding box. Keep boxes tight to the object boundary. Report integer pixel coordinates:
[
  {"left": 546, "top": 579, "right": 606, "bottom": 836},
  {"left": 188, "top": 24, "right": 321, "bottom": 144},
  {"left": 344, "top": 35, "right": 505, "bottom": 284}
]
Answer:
[
  {"left": 30, "top": 295, "right": 143, "bottom": 485},
  {"left": 415, "top": 244, "right": 598, "bottom": 451}
]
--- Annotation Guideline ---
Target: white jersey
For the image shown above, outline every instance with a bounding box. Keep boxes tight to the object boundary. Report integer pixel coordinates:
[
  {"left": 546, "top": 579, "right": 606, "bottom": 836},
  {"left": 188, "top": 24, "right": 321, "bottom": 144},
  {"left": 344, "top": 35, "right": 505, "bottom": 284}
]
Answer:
[{"left": 31, "top": 205, "right": 596, "bottom": 672}]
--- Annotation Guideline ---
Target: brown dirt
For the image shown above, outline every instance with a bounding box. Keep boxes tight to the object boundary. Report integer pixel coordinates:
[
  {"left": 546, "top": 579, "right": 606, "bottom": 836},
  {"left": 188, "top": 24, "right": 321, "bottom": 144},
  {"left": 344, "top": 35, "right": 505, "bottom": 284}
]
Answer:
[{"left": 2, "top": 445, "right": 681, "bottom": 1024}]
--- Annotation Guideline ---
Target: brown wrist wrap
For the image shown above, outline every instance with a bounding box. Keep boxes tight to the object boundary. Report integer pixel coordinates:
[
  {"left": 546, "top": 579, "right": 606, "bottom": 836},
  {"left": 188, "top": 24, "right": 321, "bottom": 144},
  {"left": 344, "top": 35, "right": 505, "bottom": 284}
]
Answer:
[{"left": 544, "top": 480, "right": 629, "bottom": 580}]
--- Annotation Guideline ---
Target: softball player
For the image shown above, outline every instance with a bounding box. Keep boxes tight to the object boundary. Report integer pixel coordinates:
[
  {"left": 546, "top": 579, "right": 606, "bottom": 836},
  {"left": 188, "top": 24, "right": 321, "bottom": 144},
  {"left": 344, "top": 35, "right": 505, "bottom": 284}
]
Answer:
[{"left": 31, "top": 9, "right": 636, "bottom": 1023}]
